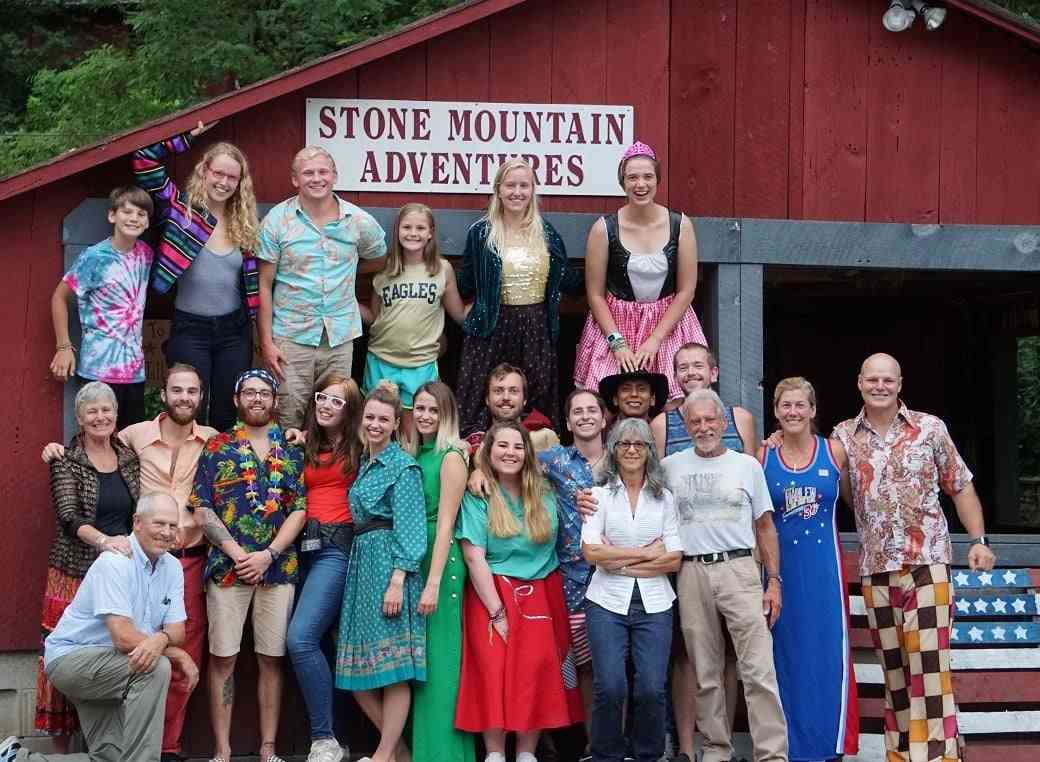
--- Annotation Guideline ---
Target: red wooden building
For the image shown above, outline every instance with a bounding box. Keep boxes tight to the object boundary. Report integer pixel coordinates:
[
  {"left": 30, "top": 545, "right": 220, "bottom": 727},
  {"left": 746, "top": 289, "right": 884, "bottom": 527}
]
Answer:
[{"left": 2, "top": 0, "right": 1040, "bottom": 757}]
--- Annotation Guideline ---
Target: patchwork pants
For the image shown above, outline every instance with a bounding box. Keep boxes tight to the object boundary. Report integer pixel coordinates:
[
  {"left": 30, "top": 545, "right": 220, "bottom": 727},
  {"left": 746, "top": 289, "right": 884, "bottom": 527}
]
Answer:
[{"left": 862, "top": 563, "right": 961, "bottom": 762}]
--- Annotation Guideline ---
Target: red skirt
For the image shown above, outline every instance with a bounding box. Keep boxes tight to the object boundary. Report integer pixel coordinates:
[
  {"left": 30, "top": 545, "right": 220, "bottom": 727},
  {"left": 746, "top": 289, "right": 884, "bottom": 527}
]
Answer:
[
  {"left": 455, "top": 570, "right": 584, "bottom": 733},
  {"left": 35, "top": 567, "right": 83, "bottom": 734}
]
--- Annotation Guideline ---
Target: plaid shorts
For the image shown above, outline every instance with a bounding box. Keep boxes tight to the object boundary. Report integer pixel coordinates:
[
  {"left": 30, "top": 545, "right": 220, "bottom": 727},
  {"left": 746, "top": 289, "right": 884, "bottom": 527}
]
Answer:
[{"left": 862, "top": 563, "right": 961, "bottom": 762}]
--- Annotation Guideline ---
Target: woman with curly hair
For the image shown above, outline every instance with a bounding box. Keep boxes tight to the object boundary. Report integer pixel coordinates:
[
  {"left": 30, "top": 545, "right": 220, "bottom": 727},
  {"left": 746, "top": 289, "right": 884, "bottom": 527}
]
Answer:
[{"left": 133, "top": 119, "right": 260, "bottom": 431}]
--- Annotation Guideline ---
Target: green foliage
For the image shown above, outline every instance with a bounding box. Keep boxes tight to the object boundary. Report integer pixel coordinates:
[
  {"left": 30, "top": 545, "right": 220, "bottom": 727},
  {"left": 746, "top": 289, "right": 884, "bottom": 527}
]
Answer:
[
  {"left": 1018, "top": 336, "right": 1040, "bottom": 475},
  {"left": 0, "top": 0, "right": 458, "bottom": 178}
]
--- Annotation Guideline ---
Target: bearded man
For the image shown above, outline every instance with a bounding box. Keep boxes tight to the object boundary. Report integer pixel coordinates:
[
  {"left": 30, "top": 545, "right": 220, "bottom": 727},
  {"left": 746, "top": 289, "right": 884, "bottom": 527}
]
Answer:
[{"left": 42, "top": 363, "right": 215, "bottom": 761}]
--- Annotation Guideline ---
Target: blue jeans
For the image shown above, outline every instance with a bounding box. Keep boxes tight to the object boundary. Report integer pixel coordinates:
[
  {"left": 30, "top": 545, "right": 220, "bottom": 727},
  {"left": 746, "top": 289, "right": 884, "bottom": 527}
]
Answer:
[
  {"left": 586, "top": 590, "right": 673, "bottom": 762},
  {"left": 286, "top": 544, "right": 350, "bottom": 740},
  {"left": 165, "top": 308, "right": 252, "bottom": 433}
]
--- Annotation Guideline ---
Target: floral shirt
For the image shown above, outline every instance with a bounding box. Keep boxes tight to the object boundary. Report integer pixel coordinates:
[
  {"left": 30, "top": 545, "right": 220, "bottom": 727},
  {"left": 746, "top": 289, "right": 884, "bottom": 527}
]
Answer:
[
  {"left": 189, "top": 423, "right": 307, "bottom": 586},
  {"left": 832, "top": 403, "right": 973, "bottom": 577},
  {"left": 257, "top": 194, "right": 386, "bottom": 348},
  {"left": 62, "top": 237, "right": 153, "bottom": 383},
  {"left": 539, "top": 445, "right": 596, "bottom": 613}
]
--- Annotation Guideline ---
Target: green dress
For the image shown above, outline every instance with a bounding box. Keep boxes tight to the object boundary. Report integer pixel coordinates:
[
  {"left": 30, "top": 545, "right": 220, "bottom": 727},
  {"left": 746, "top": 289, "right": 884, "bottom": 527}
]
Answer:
[
  {"left": 335, "top": 441, "right": 428, "bottom": 690},
  {"left": 411, "top": 442, "right": 475, "bottom": 762}
]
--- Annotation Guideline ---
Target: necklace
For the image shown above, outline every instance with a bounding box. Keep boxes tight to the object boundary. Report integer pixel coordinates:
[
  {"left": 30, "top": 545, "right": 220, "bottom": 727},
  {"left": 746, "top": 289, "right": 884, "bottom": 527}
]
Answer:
[{"left": 233, "top": 423, "right": 285, "bottom": 518}]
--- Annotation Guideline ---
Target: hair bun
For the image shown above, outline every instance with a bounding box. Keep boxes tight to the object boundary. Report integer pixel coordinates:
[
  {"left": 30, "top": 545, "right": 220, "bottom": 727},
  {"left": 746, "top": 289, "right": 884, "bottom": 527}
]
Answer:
[{"left": 375, "top": 379, "right": 400, "bottom": 396}]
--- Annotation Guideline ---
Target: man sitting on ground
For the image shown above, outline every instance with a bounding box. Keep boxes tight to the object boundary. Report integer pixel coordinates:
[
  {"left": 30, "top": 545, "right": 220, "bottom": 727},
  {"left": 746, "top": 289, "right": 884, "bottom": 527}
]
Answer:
[{"left": 1, "top": 493, "right": 198, "bottom": 762}]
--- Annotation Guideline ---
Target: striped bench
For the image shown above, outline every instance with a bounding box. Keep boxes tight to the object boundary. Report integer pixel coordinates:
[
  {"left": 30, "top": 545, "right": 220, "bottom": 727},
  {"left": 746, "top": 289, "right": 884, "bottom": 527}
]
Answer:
[{"left": 844, "top": 554, "right": 1040, "bottom": 762}]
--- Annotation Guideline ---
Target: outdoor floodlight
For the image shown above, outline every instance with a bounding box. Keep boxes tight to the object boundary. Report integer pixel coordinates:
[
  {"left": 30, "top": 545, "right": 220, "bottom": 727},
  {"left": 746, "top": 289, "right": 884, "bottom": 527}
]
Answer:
[{"left": 883, "top": 1, "right": 947, "bottom": 32}]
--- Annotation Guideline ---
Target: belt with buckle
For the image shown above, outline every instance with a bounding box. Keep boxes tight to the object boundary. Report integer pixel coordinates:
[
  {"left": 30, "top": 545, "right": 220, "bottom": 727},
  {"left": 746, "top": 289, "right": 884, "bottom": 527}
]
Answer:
[
  {"left": 683, "top": 548, "right": 753, "bottom": 564},
  {"left": 169, "top": 544, "right": 208, "bottom": 559}
]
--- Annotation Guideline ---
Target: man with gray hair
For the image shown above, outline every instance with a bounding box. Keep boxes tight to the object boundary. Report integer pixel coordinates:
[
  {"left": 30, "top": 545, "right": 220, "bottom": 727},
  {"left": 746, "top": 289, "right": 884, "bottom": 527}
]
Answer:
[
  {"left": 256, "top": 146, "right": 387, "bottom": 428},
  {"left": 0, "top": 493, "right": 198, "bottom": 762},
  {"left": 662, "top": 388, "right": 787, "bottom": 762}
]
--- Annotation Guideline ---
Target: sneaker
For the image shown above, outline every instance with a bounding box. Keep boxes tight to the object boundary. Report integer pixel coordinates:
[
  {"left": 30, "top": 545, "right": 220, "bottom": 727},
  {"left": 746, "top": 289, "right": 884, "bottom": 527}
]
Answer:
[
  {"left": 517, "top": 753, "right": 538, "bottom": 762},
  {"left": 485, "top": 754, "right": 507, "bottom": 762},
  {"left": 0, "top": 737, "right": 20, "bottom": 762},
  {"left": 308, "top": 738, "right": 345, "bottom": 762}
]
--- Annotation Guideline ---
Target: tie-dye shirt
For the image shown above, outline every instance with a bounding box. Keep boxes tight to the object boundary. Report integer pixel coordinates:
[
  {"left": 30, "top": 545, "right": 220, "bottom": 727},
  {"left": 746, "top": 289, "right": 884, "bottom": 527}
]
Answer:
[
  {"left": 257, "top": 195, "right": 386, "bottom": 348},
  {"left": 62, "top": 237, "right": 153, "bottom": 384}
]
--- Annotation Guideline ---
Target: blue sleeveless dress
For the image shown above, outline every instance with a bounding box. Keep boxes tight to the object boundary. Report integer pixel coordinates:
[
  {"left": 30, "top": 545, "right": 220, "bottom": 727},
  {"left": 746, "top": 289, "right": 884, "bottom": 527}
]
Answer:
[{"left": 762, "top": 436, "right": 859, "bottom": 760}]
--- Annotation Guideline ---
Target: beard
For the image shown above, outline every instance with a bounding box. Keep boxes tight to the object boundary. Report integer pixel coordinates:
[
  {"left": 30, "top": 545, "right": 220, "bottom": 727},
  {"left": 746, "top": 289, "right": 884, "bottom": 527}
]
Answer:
[
  {"left": 238, "top": 404, "right": 274, "bottom": 427},
  {"left": 165, "top": 401, "right": 199, "bottom": 425}
]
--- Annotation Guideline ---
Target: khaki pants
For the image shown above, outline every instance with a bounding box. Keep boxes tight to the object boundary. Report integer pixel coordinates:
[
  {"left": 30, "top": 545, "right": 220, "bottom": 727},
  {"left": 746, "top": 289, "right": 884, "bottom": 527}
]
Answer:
[
  {"left": 19, "top": 647, "right": 171, "bottom": 762},
  {"left": 274, "top": 333, "right": 353, "bottom": 430},
  {"left": 677, "top": 556, "right": 788, "bottom": 762}
]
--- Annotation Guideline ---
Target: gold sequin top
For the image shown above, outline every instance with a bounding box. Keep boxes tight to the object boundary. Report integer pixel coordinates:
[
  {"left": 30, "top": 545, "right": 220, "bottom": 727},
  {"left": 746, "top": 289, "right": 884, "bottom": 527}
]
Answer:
[{"left": 500, "top": 244, "right": 549, "bottom": 305}]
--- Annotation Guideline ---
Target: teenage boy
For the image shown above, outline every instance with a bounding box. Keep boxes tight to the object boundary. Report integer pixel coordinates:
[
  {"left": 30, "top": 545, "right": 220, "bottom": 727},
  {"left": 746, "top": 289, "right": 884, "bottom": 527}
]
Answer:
[
  {"left": 257, "top": 146, "right": 387, "bottom": 430},
  {"left": 49, "top": 186, "right": 155, "bottom": 429}
]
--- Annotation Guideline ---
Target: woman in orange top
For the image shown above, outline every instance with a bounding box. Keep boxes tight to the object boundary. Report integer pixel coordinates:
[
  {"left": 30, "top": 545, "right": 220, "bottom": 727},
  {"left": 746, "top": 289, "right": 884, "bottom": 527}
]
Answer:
[{"left": 286, "top": 372, "right": 363, "bottom": 762}]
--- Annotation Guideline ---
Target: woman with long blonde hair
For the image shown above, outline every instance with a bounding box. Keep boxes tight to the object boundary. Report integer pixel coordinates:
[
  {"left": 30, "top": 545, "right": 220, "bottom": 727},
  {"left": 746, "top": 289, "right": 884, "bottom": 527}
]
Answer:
[
  {"left": 407, "top": 381, "right": 474, "bottom": 762},
  {"left": 132, "top": 119, "right": 260, "bottom": 432},
  {"left": 455, "top": 159, "right": 582, "bottom": 435},
  {"left": 455, "top": 421, "right": 584, "bottom": 762}
]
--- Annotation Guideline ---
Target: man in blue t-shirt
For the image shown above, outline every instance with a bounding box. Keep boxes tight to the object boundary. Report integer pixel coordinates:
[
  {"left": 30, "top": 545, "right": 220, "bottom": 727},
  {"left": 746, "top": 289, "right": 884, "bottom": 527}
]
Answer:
[{"left": 1, "top": 494, "right": 197, "bottom": 762}]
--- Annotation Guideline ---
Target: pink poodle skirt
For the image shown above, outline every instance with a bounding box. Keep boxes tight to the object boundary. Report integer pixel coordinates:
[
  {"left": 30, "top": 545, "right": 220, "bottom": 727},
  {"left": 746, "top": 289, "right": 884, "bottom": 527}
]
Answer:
[{"left": 574, "top": 293, "right": 707, "bottom": 400}]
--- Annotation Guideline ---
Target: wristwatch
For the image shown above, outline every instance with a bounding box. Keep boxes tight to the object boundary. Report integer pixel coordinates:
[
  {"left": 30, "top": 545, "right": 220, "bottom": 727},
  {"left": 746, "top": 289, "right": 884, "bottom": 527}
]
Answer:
[
  {"left": 970, "top": 536, "right": 990, "bottom": 547},
  {"left": 767, "top": 573, "right": 783, "bottom": 585},
  {"left": 268, "top": 546, "right": 282, "bottom": 562}
]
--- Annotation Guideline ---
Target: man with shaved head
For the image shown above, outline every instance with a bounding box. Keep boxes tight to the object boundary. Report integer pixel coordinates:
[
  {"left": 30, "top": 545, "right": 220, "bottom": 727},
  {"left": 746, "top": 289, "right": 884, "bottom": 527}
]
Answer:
[{"left": 832, "top": 352, "right": 995, "bottom": 762}]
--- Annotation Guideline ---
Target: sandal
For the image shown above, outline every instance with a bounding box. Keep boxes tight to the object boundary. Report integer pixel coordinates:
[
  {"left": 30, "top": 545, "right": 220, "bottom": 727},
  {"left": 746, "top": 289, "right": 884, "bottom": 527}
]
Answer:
[{"left": 260, "top": 740, "right": 286, "bottom": 762}]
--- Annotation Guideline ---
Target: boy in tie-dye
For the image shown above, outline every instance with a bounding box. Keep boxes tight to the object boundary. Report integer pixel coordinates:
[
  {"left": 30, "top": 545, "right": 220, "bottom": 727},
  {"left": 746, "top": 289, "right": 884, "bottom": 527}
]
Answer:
[{"left": 49, "top": 186, "right": 155, "bottom": 429}]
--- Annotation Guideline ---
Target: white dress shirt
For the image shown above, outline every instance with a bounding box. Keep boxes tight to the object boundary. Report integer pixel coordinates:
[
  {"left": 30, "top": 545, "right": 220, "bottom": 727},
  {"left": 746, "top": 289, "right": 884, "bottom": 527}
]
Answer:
[{"left": 581, "top": 480, "right": 683, "bottom": 615}]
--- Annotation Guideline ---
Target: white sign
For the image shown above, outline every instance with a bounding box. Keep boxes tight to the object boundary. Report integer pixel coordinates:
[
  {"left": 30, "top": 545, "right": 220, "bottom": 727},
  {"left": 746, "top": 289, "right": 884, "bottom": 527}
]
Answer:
[{"left": 305, "top": 98, "right": 633, "bottom": 196}]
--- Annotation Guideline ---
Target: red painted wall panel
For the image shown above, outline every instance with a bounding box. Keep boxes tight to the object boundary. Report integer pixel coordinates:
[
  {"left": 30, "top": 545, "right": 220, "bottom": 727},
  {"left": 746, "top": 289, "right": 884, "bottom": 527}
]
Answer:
[
  {"left": 734, "top": 0, "right": 793, "bottom": 219},
  {"left": 670, "top": 0, "right": 737, "bottom": 217},
  {"left": 802, "top": 0, "right": 869, "bottom": 221}
]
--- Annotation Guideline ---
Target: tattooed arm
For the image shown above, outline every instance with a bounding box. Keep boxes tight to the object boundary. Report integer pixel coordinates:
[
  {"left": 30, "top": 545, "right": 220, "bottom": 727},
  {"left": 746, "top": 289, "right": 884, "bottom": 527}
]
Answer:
[
  {"left": 187, "top": 449, "right": 247, "bottom": 562},
  {"left": 196, "top": 507, "right": 247, "bottom": 562}
]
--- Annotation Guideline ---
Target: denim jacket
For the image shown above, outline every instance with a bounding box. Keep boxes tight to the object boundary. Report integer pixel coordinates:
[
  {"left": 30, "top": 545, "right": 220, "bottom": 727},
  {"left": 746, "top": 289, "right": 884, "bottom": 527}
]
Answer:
[{"left": 456, "top": 218, "right": 581, "bottom": 340}]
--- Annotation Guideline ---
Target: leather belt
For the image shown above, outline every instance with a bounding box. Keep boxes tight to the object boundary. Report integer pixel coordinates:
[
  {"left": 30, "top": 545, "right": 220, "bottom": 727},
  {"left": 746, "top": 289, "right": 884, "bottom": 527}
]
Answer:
[
  {"left": 169, "top": 544, "right": 208, "bottom": 559},
  {"left": 683, "top": 548, "right": 753, "bottom": 564},
  {"left": 354, "top": 519, "right": 393, "bottom": 537}
]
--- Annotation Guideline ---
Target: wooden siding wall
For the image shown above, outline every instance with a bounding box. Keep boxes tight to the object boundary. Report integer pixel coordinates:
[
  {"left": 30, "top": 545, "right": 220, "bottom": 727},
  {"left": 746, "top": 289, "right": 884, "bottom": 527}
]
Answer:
[{"left": 3, "top": 0, "right": 1040, "bottom": 651}]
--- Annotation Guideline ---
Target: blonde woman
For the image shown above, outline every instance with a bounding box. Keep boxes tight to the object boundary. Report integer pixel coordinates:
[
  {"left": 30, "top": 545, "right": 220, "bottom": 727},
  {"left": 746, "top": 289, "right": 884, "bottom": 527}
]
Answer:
[
  {"left": 455, "top": 421, "right": 583, "bottom": 762},
  {"left": 133, "top": 119, "right": 260, "bottom": 431},
  {"left": 455, "top": 159, "right": 581, "bottom": 434},
  {"left": 407, "top": 381, "right": 474, "bottom": 762}
]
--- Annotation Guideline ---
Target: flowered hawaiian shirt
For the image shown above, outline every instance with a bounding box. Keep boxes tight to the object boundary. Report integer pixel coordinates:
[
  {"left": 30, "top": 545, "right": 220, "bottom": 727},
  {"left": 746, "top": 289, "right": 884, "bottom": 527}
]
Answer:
[
  {"left": 257, "top": 194, "right": 386, "bottom": 348},
  {"left": 62, "top": 237, "right": 153, "bottom": 384},
  {"left": 832, "top": 402, "right": 973, "bottom": 577},
  {"left": 189, "top": 423, "right": 307, "bottom": 586},
  {"left": 539, "top": 445, "right": 596, "bottom": 613}
]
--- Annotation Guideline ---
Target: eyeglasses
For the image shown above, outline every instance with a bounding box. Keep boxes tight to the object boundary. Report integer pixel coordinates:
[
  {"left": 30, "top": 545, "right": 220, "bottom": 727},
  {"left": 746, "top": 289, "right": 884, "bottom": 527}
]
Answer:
[
  {"left": 239, "top": 389, "right": 274, "bottom": 401},
  {"left": 314, "top": 391, "right": 347, "bottom": 409},
  {"left": 206, "top": 167, "right": 240, "bottom": 183},
  {"left": 616, "top": 441, "right": 648, "bottom": 452}
]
